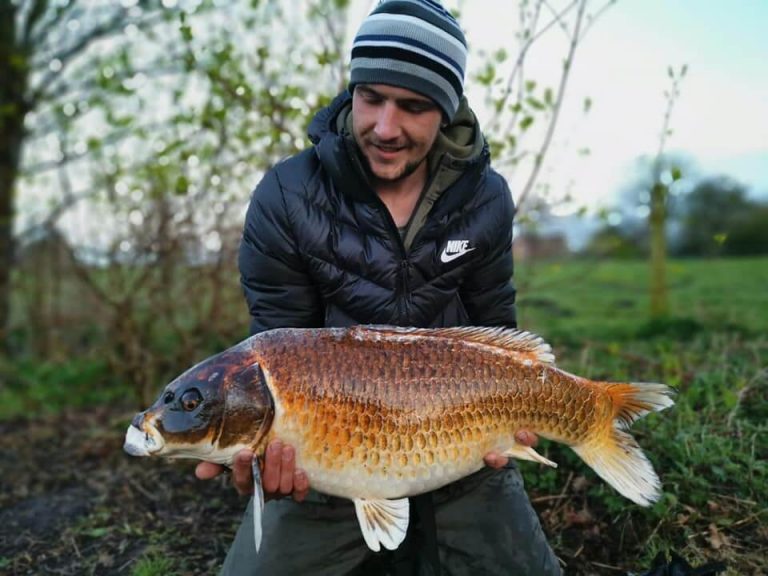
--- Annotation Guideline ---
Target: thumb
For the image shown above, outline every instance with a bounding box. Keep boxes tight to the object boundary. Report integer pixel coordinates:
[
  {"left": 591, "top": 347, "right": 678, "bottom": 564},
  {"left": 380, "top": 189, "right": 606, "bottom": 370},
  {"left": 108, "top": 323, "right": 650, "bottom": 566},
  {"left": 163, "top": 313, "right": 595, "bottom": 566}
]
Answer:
[
  {"left": 196, "top": 461, "right": 224, "bottom": 480},
  {"left": 515, "top": 430, "right": 538, "bottom": 447}
]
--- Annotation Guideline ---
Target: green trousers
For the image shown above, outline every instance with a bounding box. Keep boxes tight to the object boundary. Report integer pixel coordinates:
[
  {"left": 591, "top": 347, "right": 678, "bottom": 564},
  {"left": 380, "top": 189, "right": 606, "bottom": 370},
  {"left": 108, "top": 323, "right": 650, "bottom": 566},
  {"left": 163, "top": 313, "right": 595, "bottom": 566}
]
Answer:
[{"left": 220, "top": 465, "right": 562, "bottom": 576}]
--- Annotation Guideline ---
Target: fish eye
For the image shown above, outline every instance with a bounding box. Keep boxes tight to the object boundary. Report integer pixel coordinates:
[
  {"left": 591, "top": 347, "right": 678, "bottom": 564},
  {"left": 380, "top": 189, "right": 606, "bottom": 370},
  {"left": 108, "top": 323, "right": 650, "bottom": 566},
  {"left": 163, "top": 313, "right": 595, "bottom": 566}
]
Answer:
[
  {"left": 163, "top": 391, "right": 174, "bottom": 404},
  {"left": 180, "top": 389, "right": 203, "bottom": 412}
]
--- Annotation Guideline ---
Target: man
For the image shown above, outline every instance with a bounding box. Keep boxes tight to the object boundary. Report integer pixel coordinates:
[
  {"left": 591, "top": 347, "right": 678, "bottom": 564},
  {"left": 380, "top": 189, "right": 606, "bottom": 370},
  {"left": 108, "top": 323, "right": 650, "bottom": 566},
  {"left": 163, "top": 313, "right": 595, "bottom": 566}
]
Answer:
[{"left": 198, "top": 1, "right": 562, "bottom": 574}]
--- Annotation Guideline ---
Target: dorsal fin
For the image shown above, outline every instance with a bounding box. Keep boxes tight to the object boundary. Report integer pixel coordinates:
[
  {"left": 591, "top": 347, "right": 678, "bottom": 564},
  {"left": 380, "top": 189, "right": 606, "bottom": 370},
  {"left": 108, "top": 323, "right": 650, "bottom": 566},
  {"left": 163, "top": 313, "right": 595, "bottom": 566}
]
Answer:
[{"left": 353, "top": 325, "right": 556, "bottom": 366}]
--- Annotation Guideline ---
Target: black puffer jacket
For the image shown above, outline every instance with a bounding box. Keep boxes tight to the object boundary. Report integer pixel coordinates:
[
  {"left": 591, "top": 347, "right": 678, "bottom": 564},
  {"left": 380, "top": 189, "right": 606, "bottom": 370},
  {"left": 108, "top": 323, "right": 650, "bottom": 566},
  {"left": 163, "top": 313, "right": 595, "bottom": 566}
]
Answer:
[{"left": 239, "top": 92, "right": 516, "bottom": 334}]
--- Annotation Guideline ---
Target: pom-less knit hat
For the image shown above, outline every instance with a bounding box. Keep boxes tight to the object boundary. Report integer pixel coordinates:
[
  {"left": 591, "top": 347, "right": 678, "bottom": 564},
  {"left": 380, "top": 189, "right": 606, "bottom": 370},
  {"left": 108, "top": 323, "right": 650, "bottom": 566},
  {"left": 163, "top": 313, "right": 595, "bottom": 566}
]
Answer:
[{"left": 349, "top": 0, "right": 468, "bottom": 121}]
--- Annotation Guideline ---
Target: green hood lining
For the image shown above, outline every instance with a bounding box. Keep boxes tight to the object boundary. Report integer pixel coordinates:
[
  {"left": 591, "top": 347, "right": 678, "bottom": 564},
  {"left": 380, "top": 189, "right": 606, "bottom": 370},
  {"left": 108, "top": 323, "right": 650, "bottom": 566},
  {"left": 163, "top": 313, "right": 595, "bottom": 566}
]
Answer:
[{"left": 338, "top": 97, "right": 485, "bottom": 251}]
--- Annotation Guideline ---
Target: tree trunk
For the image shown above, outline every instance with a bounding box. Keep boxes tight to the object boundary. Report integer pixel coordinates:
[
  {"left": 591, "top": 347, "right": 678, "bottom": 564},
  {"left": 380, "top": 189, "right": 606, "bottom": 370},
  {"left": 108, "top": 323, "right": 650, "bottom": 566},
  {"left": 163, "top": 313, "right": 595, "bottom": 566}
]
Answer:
[
  {"left": 0, "top": 152, "right": 16, "bottom": 352},
  {"left": 0, "top": 112, "right": 26, "bottom": 352},
  {"left": 0, "top": 1, "right": 31, "bottom": 353},
  {"left": 649, "top": 182, "right": 668, "bottom": 318}
]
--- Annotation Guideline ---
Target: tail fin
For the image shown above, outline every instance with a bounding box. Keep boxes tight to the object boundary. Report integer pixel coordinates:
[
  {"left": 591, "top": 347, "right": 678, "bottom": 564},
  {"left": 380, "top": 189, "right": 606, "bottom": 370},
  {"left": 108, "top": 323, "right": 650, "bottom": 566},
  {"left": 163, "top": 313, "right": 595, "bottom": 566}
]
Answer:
[{"left": 572, "top": 382, "right": 675, "bottom": 506}]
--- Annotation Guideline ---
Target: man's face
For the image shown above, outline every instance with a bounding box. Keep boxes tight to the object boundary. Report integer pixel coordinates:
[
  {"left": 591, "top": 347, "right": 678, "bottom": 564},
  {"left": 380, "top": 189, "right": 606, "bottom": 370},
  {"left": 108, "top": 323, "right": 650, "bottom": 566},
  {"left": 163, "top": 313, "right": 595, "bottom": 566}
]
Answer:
[{"left": 351, "top": 84, "right": 443, "bottom": 184}]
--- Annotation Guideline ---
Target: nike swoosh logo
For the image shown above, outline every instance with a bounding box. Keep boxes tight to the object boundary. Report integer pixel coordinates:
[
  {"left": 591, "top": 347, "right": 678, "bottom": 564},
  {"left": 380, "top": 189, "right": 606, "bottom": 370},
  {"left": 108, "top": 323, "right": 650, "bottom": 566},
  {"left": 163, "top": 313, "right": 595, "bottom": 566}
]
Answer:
[{"left": 440, "top": 247, "right": 476, "bottom": 263}]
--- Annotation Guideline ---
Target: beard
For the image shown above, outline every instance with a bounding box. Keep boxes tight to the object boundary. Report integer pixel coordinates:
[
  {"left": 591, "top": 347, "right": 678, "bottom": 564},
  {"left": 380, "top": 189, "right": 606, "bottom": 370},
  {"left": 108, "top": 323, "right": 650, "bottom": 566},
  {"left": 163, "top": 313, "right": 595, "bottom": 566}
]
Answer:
[{"left": 358, "top": 145, "right": 427, "bottom": 185}]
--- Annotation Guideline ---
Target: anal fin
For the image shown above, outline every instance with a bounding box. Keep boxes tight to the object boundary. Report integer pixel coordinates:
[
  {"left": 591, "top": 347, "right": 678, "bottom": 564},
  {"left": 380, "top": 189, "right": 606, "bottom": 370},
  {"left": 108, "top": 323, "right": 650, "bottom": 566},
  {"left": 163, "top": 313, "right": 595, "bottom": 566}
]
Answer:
[
  {"left": 502, "top": 445, "right": 558, "bottom": 468},
  {"left": 353, "top": 497, "right": 409, "bottom": 552}
]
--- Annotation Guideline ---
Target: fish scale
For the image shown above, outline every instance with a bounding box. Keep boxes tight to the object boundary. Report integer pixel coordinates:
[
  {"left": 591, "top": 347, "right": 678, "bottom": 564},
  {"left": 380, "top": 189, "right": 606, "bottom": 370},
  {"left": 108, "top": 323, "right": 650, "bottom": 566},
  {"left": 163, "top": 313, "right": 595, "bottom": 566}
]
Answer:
[
  {"left": 258, "top": 328, "right": 602, "bottom": 500},
  {"left": 125, "top": 324, "right": 675, "bottom": 553}
]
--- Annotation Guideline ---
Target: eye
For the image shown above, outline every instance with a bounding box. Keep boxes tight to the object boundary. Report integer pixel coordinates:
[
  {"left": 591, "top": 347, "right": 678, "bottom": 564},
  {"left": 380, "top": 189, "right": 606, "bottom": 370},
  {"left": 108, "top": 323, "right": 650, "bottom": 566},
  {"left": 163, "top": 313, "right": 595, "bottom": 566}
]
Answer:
[
  {"left": 402, "top": 101, "right": 435, "bottom": 114},
  {"left": 180, "top": 389, "right": 203, "bottom": 412},
  {"left": 163, "top": 391, "right": 175, "bottom": 404},
  {"left": 358, "top": 88, "right": 382, "bottom": 104}
]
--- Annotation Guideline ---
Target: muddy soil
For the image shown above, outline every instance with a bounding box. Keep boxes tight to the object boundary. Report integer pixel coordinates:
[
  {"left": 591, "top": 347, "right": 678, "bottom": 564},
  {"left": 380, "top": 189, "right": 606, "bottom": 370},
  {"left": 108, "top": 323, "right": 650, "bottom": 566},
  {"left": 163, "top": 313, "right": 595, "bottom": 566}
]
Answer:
[{"left": 0, "top": 408, "right": 242, "bottom": 575}]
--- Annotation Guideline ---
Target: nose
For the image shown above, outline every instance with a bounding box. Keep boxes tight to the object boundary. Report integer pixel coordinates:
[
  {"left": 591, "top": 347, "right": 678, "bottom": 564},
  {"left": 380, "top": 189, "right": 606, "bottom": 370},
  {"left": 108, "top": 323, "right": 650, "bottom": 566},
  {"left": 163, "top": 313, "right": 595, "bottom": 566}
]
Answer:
[{"left": 373, "top": 101, "right": 401, "bottom": 141}]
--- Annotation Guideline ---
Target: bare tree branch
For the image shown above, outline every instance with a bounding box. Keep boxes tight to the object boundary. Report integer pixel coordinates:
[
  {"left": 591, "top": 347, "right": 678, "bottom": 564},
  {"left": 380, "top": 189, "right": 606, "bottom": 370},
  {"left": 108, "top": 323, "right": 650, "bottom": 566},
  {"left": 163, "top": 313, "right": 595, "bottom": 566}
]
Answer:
[
  {"left": 32, "top": 7, "right": 127, "bottom": 90},
  {"left": 28, "top": 1, "right": 82, "bottom": 48},
  {"left": 580, "top": 0, "right": 618, "bottom": 41},
  {"left": 487, "top": 0, "right": 582, "bottom": 135},
  {"left": 28, "top": 7, "right": 174, "bottom": 107},
  {"left": 516, "top": 0, "right": 588, "bottom": 209},
  {"left": 31, "top": 57, "right": 186, "bottom": 108},
  {"left": 22, "top": 118, "right": 171, "bottom": 175},
  {"left": 541, "top": 0, "right": 575, "bottom": 38},
  {"left": 20, "top": 0, "right": 49, "bottom": 49}
]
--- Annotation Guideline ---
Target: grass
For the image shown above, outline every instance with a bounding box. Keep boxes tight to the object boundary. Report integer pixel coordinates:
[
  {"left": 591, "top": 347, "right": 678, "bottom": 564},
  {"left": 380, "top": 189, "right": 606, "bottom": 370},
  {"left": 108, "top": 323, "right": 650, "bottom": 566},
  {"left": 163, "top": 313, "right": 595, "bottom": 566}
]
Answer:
[
  {"left": 512, "top": 256, "right": 767, "bottom": 574},
  {"left": 2, "top": 256, "right": 767, "bottom": 574},
  {"left": 515, "top": 256, "right": 768, "bottom": 340},
  {"left": 131, "top": 552, "right": 178, "bottom": 576},
  {"left": 0, "top": 355, "right": 132, "bottom": 420}
]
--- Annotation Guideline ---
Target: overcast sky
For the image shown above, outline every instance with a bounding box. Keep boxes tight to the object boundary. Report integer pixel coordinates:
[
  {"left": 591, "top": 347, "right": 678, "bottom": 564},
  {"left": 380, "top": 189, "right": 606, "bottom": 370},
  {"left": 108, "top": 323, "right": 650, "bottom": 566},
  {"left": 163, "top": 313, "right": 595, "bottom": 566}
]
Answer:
[
  {"left": 467, "top": 0, "right": 768, "bottom": 211},
  {"left": 347, "top": 0, "right": 768, "bottom": 213},
  {"left": 21, "top": 0, "right": 768, "bottom": 245}
]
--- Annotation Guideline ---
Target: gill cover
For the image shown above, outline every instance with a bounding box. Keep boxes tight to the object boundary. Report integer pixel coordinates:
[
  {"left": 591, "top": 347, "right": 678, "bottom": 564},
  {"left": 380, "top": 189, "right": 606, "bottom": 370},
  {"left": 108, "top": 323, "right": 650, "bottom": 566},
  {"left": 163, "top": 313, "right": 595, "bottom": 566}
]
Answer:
[
  {"left": 217, "top": 359, "right": 274, "bottom": 555},
  {"left": 217, "top": 361, "right": 274, "bottom": 452}
]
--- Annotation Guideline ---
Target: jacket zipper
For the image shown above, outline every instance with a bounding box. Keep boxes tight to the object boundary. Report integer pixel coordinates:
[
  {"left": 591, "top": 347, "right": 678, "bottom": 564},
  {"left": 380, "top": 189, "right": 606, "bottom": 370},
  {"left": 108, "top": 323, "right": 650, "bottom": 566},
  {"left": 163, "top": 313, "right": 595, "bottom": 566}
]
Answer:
[
  {"left": 399, "top": 259, "right": 411, "bottom": 321},
  {"left": 371, "top": 202, "right": 411, "bottom": 322}
]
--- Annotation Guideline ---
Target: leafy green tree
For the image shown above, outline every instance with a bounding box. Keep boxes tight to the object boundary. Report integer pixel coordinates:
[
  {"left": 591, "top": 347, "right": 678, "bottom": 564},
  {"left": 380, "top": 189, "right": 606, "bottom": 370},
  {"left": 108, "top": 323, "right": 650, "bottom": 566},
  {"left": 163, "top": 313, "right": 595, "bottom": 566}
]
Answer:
[
  {"left": 1, "top": 0, "right": 210, "bottom": 352},
  {"left": 677, "top": 176, "right": 768, "bottom": 256},
  {"left": 7, "top": 0, "right": 619, "bottom": 400},
  {"left": 724, "top": 204, "right": 768, "bottom": 255},
  {"left": 584, "top": 223, "right": 645, "bottom": 259},
  {"left": 7, "top": 0, "right": 351, "bottom": 399}
]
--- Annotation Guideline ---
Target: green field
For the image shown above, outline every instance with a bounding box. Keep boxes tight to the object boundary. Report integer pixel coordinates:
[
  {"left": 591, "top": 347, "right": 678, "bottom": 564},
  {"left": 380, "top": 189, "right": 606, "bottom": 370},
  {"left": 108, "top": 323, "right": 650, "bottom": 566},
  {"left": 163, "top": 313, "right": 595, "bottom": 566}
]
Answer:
[
  {"left": 1, "top": 257, "right": 766, "bottom": 575},
  {"left": 516, "top": 257, "right": 768, "bottom": 340},
  {"left": 514, "top": 257, "right": 767, "bottom": 574}
]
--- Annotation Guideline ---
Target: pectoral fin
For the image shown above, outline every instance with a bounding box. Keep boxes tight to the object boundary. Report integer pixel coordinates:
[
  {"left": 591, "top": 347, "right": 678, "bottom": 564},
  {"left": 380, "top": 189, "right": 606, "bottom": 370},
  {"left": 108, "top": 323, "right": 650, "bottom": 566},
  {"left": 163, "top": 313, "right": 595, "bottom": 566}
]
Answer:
[
  {"left": 502, "top": 445, "right": 558, "bottom": 468},
  {"left": 252, "top": 459, "right": 265, "bottom": 553},
  {"left": 353, "top": 497, "right": 409, "bottom": 552}
]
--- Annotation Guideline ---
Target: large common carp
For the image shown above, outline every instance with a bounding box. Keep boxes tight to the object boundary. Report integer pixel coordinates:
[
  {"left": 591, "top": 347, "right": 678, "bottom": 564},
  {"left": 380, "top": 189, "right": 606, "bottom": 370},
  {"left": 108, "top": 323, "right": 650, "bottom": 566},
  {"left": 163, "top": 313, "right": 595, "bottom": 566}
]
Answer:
[{"left": 124, "top": 325, "right": 674, "bottom": 552}]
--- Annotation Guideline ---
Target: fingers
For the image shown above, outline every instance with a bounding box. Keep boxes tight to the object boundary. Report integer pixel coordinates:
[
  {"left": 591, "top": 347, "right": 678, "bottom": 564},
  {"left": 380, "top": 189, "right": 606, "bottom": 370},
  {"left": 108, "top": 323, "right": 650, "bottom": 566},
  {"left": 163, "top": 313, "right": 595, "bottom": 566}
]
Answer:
[
  {"left": 278, "top": 444, "right": 296, "bottom": 495},
  {"left": 232, "top": 449, "right": 255, "bottom": 496},
  {"left": 484, "top": 451, "right": 509, "bottom": 469},
  {"left": 484, "top": 429, "right": 538, "bottom": 469},
  {"left": 261, "top": 440, "right": 309, "bottom": 501},
  {"left": 195, "top": 461, "right": 224, "bottom": 480},
  {"left": 195, "top": 445, "right": 308, "bottom": 500},
  {"left": 262, "top": 440, "right": 284, "bottom": 495},
  {"left": 515, "top": 429, "right": 539, "bottom": 447},
  {"left": 196, "top": 455, "right": 253, "bottom": 497},
  {"left": 293, "top": 469, "right": 310, "bottom": 502}
]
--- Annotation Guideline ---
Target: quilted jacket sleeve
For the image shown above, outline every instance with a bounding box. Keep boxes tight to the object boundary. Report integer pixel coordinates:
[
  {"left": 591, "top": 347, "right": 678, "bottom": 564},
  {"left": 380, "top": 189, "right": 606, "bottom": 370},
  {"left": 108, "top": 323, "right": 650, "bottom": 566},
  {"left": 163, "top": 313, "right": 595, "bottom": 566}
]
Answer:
[
  {"left": 238, "top": 169, "right": 324, "bottom": 335},
  {"left": 460, "top": 175, "right": 517, "bottom": 328}
]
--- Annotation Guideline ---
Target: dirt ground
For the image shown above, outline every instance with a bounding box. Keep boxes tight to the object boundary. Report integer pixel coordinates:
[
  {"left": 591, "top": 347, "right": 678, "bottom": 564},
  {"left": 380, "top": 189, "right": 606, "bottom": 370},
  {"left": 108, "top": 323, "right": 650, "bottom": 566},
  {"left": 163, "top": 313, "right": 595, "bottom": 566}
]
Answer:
[
  {"left": 0, "top": 408, "right": 758, "bottom": 576},
  {"left": 0, "top": 408, "right": 242, "bottom": 575}
]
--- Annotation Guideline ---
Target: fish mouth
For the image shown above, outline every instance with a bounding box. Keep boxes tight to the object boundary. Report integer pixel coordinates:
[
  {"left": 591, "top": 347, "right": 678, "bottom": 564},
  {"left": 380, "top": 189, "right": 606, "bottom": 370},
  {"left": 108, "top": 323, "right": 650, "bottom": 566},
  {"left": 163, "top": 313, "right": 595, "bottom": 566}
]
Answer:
[{"left": 123, "top": 422, "right": 165, "bottom": 457}]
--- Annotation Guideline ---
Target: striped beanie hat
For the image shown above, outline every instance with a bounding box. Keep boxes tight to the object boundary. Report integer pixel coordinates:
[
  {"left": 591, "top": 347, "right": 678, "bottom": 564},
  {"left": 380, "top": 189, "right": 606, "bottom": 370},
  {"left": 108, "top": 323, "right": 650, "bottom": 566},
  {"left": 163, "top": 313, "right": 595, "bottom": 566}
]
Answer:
[{"left": 349, "top": 0, "right": 468, "bottom": 121}]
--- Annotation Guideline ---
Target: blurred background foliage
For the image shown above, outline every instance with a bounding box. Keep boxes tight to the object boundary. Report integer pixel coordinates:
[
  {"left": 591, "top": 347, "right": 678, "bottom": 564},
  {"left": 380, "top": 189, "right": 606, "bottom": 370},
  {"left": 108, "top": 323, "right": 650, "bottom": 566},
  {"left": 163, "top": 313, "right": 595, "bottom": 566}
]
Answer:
[
  {"left": 0, "top": 1, "right": 766, "bottom": 574},
  {"left": 3, "top": 0, "right": 351, "bottom": 402}
]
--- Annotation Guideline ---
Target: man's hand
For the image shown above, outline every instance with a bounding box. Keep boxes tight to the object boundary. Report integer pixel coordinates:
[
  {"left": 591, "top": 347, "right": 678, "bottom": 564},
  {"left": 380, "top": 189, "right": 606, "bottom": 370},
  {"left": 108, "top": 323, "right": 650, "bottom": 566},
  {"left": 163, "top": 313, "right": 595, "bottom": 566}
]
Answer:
[
  {"left": 194, "top": 441, "right": 310, "bottom": 502},
  {"left": 484, "top": 430, "right": 539, "bottom": 469}
]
